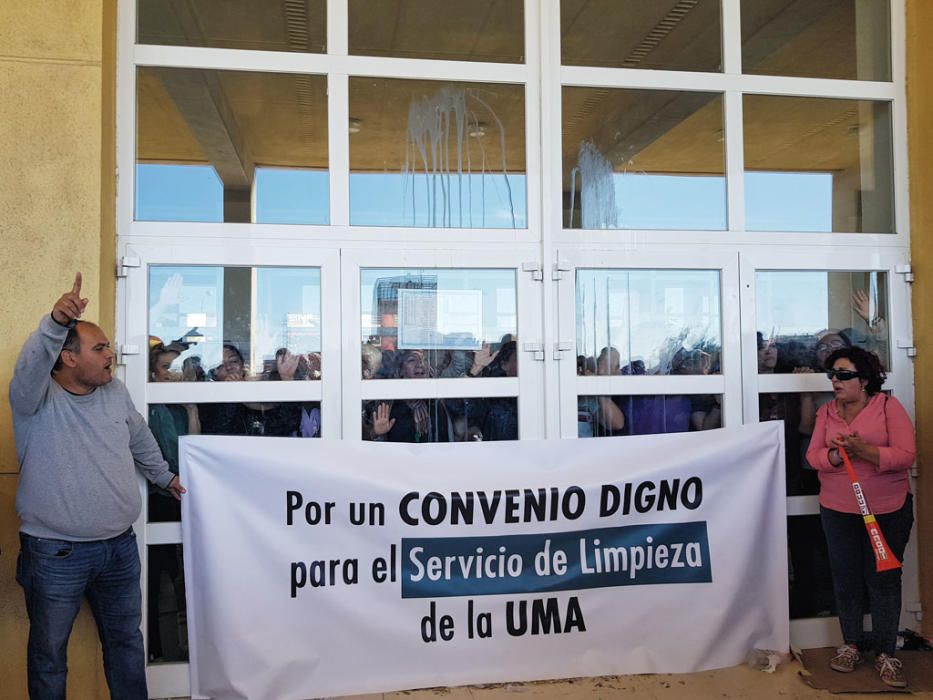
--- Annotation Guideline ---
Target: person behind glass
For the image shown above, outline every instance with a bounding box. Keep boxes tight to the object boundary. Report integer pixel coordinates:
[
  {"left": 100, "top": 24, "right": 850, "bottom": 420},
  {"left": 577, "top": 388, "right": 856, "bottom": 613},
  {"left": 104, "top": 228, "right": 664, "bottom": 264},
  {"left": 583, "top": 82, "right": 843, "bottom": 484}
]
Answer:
[
  {"left": 757, "top": 332, "right": 784, "bottom": 422},
  {"left": 146, "top": 342, "right": 197, "bottom": 660},
  {"left": 673, "top": 348, "right": 721, "bottom": 431},
  {"left": 148, "top": 342, "right": 200, "bottom": 520},
  {"left": 577, "top": 346, "right": 626, "bottom": 437},
  {"left": 198, "top": 342, "right": 250, "bottom": 434},
  {"left": 476, "top": 341, "right": 519, "bottom": 440},
  {"left": 595, "top": 345, "right": 620, "bottom": 375},
  {"left": 799, "top": 330, "right": 853, "bottom": 459},
  {"left": 11, "top": 273, "right": 185, "bottom": 699},
  {"left": 361, "top": 342, "right": 384, "bottom": 379},
  {"left": 257, "top": 348, "right": 320, "bottom": 437},
  {"left": 209, "top": 342, "right": 246, "bottom": 381},
  {"left": 369, "top": 350, "right": 450, "bottom": 442},
  {"left": 813, "top": 329, "right": 851, "bottom": 371},
  {"left": 806, "top": 347, "right": 916, "bottom": 687},
  {"left": 182, "top": 354, "right": 205, "bottom": 382}
]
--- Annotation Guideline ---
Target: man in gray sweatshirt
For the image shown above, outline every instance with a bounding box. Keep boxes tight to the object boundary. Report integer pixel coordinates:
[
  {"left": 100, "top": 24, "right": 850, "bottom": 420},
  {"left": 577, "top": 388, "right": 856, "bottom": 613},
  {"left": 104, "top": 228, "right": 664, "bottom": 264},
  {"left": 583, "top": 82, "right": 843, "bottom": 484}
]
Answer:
[{"left": 12, "top": 272, "right": 185, "bottom": 700}]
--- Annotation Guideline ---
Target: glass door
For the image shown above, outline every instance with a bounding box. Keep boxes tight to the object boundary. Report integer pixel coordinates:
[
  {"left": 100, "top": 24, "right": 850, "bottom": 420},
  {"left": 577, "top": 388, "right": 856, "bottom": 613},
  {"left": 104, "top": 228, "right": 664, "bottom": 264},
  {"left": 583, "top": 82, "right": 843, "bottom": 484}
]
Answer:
[
  {"left": 739, "top": 247, "right": 918, "bottom": 647},
  {"left": 555, "top": 247, "right": 742, "bottom": 440},
  {"left": 121, "top": 241, "right": 339, "bottom": 696},
  {"left": 340, "top": 247, "right": 546, "bottom": 445}
]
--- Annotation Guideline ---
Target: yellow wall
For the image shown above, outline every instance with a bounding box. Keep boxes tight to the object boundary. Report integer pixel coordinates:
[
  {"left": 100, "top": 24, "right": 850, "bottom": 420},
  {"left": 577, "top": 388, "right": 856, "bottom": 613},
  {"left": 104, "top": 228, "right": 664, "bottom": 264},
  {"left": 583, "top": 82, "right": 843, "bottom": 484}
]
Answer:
[
  {"left": 906, "top": 0, "right": 933, "bottom": 635},
  {"left": 0, "top": 2, "right": 115, "bottom": 697}
]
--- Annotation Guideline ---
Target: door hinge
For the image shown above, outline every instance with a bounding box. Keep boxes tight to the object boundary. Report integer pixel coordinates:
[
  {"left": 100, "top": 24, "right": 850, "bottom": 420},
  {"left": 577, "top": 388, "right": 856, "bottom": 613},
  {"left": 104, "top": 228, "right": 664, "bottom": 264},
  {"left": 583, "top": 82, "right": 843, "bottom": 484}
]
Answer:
[
  {"left": 553, "top": 341, "right": 573, "bottom": 360},
  {"left": 896, "top": 338, "right": 917, "bottom": 357},
  {"left": 116, "top": 344, "right": 140, "bottom": 366},
  {"left": 906, "top": 601, "right": 922, "bottom": 621},
  {"left": 896, "top": 264, "right": 914, "bottom": 283},
  {"left": 552, "top": 259, "right": 571, "bottom": 281},
  {"left": 521, "top": 262, "right": 543, "bottom": 281},
  {"left": 116, "top": 256, "right": 141, "bottom": 278},
  {"left": 522, "top": 342, "right": 545, "bottom": 361}
]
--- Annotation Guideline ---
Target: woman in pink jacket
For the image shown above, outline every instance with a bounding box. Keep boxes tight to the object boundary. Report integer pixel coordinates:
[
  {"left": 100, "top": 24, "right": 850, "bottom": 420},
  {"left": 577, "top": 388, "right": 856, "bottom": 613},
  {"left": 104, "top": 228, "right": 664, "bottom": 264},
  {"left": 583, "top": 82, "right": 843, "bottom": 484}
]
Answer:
[{"left": 807, "top": 347, "right": 916, "bottom": 688}]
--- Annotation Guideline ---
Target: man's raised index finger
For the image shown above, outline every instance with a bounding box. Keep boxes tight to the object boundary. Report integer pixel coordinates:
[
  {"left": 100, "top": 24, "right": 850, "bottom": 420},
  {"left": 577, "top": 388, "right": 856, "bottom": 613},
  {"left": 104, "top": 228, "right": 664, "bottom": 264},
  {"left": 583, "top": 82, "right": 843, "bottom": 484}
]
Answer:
[{"left": 72, "top": 272, "right": 83, "bottom": 295}]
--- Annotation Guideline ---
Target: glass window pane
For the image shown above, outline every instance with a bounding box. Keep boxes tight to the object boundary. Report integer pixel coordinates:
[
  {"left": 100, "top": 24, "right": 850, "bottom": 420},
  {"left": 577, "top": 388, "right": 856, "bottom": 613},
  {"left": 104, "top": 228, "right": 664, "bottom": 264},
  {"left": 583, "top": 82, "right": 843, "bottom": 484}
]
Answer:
[
  {"left": 787, "top": 515, "right": 836, "bottom": 619},
  {"left": 148, "top": 266, "right": 322, "bottom": 381},
  {"left": 349, "top": 78, "right": 526, "bottom": 228},
  {"left": 576, "top": 270, "right": 722, "bottom": 375},
  {"left": 363, "top": 398, "right": 518, "bottom": 442},
  {"left": 136, "top": 67, "right": 328, "bottom": 223},
  {"left": 744, "top": 96, "right": 893, "bottom": 233},
  {"left": 148, "top": 544, "right": 187, "bottom": 663},
  {"left": 361, "top": 269, "right": 517, "bottom": 378},
  {"left": 742, "top": 0, "right": 891, "bottom": 81},
  {"left": 758, "top": 391, "right": 833, "bottom": 497},
  {"left": 137, "top": 0, "right": 326, "bottom": 53},
  {"left": 756, "top": 270, "right": 889, "bottom": 371},
  {"left": 349, "top": 0, "right": 524, "bottom": 63},
  {"left": 578, "top": 394, "right": 722, "bottom": 437},
  {"left": 561, "top": 0, "right": 722, "bottom": 72},
  {"left": 563, "top": 89, "right": 725, "bottom": 230}
]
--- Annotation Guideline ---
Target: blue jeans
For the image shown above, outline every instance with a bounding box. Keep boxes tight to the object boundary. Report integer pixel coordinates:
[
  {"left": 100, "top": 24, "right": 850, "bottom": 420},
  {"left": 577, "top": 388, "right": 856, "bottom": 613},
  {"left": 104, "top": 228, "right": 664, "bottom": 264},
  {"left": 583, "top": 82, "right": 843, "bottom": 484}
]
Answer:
[
  {"left": 820, "top": 493, "right": 913, "bottom": 656},
  {"left": 16, "top": 528, "right": 148, "bottom": 700}
]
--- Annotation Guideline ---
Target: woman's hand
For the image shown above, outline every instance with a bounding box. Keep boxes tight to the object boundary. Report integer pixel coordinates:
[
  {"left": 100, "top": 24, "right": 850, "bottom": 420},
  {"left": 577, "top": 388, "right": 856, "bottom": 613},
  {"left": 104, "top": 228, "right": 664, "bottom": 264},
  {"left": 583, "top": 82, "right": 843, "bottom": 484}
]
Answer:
[
  {"left": 832, "top": 430, "right": 880, "bottom": 465},
  {"left": 372, "top": 402, "right": 395, "bottom": 436},
  {"left": 276, "top": 350, "right": 300, "bottom": 380},
  {"left": 470, "top": 343, "right": 495, "bottom": 376}
]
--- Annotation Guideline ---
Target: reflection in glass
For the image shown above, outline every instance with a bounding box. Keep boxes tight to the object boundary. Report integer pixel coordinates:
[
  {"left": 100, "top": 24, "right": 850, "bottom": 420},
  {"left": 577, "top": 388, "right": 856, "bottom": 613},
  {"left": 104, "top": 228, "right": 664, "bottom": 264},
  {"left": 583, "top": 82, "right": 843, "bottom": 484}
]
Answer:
[
  {"left": 787, "top": 515, "right": 836, "bottom": 620},
  {"left": 563, "top": 89, "right": 725, "bottom": 229},
  {"left": 576, "top": 270, "right": 721, "bottom": 375},
  {"left": 361, "top": 268, "right": 517, "bottom": 378},
  {"left": 349, "top": 0, "right": 524, "bottom": 63},
  {"left": 148, "top": 266, "right": 322, "bottom": 381},
  {"left": 255, "top": 168, "right": 328, "bottom": 224},
  {"left": 137, "top": 0, "right": 326, "bottom": 53},
  {"left": 744, "top": 96, "right": 893, "bottom": 232},
  {"left": 758, "top": 391, "right": 833, "bottom": 497},
  {"left": 136, "top": 164, "right": 222, "bottom": 222},
  {"left": 349, "top": 78, "right": 526, "bottom": 228},
  {"left": 578, "top": 394, "right": 722, "bottom": 438},
  {"left": 742, "top": 0, "right": 891, "bottom": 81},
  {"left": 756, "top": 271, "right": 889, "bottom": 371},
  {"left": 363, "top": 398, "right": 517, "bottom": 442},
  {"left": 561, "top": 0, "right": 722, "bottom": 72},
  {"left": 136, "top": 67, "right": 328, "bottom": 223},
  {"left": 148, "top": 544, "right": 187, "bottom": 664}
]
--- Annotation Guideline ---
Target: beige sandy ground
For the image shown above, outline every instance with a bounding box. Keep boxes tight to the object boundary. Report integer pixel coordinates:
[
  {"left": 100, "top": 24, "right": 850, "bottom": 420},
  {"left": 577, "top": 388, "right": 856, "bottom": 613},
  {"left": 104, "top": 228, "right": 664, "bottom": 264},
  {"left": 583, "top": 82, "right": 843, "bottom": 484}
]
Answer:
[
  {"left": 164, "top": 656, "right": 933, "bottom": 699},
  {"left": 340, "top": 659, "right": 933, "bottom": 700}
]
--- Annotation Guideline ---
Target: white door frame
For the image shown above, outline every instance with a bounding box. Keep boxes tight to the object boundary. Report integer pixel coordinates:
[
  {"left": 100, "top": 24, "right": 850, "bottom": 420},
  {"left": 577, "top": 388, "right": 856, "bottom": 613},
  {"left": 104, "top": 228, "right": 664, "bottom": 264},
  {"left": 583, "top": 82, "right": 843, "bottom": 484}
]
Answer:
[
  {"left": 339, "top": 246, "right": 546, "bottom": 442},
  {"left": 554, "top": 246, "right": 742, "bottom": 439},
  {"left": 120, "top": 239, "right": 340, "bottom": 697},
  {"left": 738, "top": 246, "right": 918, "bottom": 647}
]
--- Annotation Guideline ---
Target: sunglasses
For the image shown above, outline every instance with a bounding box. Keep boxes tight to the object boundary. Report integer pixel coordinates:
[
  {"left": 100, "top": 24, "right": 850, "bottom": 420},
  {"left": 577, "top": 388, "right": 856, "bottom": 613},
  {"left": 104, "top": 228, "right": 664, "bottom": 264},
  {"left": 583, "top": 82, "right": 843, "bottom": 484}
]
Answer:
[{"left": 826, "top": 369, "right": 860, "bottom": 381}]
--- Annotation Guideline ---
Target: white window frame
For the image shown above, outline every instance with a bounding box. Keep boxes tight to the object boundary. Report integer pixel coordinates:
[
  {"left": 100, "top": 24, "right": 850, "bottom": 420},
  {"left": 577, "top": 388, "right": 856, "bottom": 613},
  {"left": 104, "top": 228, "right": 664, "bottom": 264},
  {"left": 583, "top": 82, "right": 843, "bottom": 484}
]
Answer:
[
  {"left": 114, "top": 0, "right": 914, "bottom": 693},
  {"left": 120, "top": 240, "right": 340, "bottom": 697},
  {"left": 738, "top": 246, "right": 917, "bottom": 646},
  {"left": 340, "top": 246, "right": 546, "bottom": 441},
  {"left": 555, "top": 247, "right": 742, "bottom": 439}
]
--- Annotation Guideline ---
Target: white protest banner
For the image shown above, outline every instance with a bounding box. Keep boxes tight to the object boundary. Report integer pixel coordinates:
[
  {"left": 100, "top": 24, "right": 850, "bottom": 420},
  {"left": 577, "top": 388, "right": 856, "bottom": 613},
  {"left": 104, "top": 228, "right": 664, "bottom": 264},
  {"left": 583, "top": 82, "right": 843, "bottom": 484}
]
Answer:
[{"left": 180, "top": 422, "right": 788, "bottom": 700}]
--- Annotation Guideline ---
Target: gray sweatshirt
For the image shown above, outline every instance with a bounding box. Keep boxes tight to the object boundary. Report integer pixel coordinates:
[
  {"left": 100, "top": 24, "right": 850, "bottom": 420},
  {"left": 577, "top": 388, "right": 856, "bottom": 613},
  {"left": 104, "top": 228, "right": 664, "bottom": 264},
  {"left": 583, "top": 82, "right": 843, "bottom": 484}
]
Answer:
[{"left": 11, "top": 315, "right": 174, "bottom": 541}]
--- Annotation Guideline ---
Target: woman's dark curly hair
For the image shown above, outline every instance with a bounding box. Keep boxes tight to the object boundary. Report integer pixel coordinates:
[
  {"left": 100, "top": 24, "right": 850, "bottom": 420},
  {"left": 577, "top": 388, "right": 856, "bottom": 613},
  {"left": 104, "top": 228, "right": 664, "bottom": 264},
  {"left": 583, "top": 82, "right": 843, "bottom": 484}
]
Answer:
[{"left": 824, "top": 346, "right": 886, "bottom": 395}]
